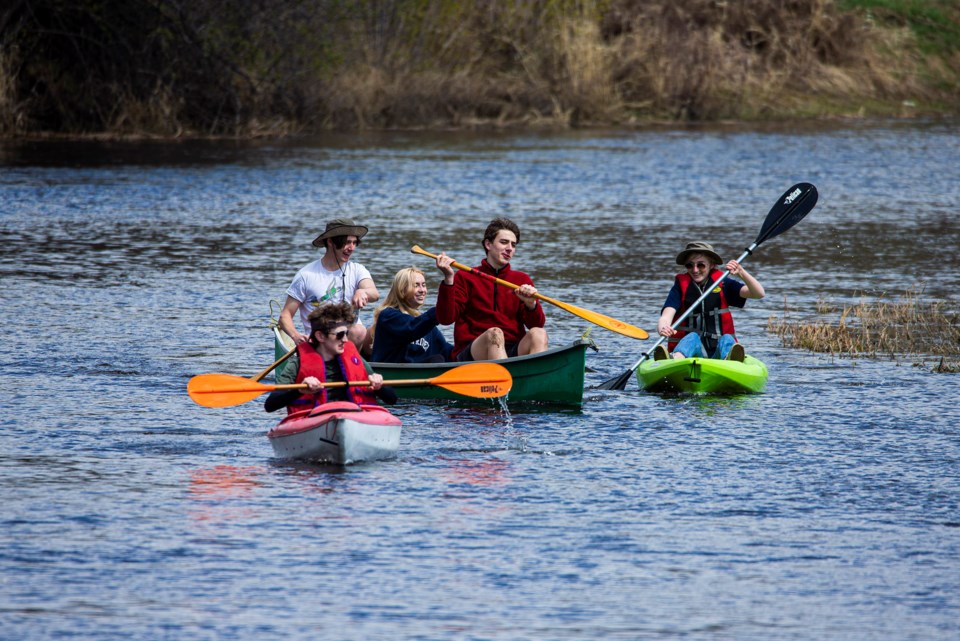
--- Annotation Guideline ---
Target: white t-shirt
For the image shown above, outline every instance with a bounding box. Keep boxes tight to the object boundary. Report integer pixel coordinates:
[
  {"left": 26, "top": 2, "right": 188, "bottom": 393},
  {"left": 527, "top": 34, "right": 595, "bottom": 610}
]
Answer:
[{"left": 285, "top": 259, "right": 373, "bottom": 332}]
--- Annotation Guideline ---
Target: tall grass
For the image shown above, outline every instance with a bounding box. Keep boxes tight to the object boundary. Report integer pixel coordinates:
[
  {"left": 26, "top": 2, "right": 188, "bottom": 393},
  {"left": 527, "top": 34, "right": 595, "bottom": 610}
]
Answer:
[
  {"left": 769, "top": 289, "right": 960, "bottom": 371},
  {"left": 1, "top": 0, "right": 958, "bottom": 136}
]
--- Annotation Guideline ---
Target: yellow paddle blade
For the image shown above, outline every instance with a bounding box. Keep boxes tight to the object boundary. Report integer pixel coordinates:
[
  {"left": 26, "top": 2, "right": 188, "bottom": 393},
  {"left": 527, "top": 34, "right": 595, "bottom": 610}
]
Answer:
[
  {"left": 426, "top": 363, "right": 512, "bottom": 398},
  {"left": 539, "top": 294, "right": 648, "bottom": 340}
]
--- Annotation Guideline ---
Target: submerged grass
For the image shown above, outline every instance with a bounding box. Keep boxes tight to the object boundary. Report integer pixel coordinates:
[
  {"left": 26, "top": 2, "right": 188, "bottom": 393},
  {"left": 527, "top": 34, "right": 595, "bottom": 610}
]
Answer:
[{"left": 769, "top": 289, "right": 960, "bottom": 372}]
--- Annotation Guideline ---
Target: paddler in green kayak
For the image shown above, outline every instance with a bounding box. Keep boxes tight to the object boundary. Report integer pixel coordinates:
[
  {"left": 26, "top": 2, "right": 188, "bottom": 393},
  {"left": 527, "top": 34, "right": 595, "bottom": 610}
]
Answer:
[{"left": 654, "top": 241, "right": 765, "bottom": 362}]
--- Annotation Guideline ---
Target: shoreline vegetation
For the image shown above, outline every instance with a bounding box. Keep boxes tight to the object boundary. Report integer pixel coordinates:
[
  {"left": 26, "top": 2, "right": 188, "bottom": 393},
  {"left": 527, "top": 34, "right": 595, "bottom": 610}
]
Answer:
[
  {"left": 2, "top": 0, "right": 959, "bottom": 139},
  {"left": 769, "top": 290, "right": 960, "bottom": 373}
]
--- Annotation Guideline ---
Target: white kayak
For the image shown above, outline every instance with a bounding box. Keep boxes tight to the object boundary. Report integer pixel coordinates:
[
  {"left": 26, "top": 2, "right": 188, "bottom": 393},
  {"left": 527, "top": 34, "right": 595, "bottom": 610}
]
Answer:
[{"left": 267, "top": 402, "right": 402, "bottom": 465}]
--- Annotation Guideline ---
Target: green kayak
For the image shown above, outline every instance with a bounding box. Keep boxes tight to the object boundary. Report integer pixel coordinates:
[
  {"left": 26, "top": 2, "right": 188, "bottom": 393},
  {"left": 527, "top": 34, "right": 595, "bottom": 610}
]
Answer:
[
  {"left": 637, "top": 355, "right": 768, "bottom": 394},
  {"left": 272, "top": 325, "right": 589, "bottom": 406}
]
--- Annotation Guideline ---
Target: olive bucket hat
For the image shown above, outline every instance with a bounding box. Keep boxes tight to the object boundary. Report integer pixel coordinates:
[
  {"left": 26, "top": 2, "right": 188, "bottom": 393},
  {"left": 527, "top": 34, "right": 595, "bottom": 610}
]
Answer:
[
  {"left": 312, "top": 218, "right": 369, "bottom": 248},
  {"left": 675, "top": 241, "right": 723, "bottom": 266}
]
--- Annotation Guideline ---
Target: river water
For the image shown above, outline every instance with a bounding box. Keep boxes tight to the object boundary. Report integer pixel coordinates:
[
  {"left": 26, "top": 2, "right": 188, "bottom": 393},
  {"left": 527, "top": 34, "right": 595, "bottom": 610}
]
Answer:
[{"left": 2, "top": 121, "right": 959, "bottom": 640}]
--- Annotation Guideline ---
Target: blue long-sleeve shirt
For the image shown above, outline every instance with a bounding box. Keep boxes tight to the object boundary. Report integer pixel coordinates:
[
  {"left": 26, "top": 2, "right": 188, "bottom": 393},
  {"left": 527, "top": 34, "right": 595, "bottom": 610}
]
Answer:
[
  {"left": 662, "top": 276, "right": 747, "bottom": 312},
  {"left": 371, "top": 307, "right": 453, "bottom": 363}
]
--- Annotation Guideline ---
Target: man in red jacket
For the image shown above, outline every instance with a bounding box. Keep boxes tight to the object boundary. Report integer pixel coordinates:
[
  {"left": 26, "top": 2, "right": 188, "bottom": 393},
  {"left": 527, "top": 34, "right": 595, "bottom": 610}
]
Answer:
[{"left": 435, "top": 217, "right": 549, "bottom": 361}]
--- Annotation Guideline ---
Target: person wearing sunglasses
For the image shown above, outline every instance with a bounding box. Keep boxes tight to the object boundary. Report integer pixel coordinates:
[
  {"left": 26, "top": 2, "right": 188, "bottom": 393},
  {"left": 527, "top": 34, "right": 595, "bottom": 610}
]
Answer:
[
  {"left": 435, "top": 217, "right": 548, "bottom": 361},
  {"left": 654, "top": 241, "right": 765, "bottom": 362},
  {"left": 278, "top": 218, "right": 380, "bottom": 356},
  {"left": 265, "top": 302, "right": 395, "bottom": 413},
  {"left": 368, "top": 267, "right": 454, "bottom": 364}
]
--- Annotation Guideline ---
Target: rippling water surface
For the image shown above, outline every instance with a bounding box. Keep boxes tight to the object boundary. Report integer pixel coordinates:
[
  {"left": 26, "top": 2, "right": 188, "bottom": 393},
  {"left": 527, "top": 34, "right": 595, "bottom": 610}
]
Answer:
[{"left": 2, "top": 122, "right": 959, "bottom": 640}]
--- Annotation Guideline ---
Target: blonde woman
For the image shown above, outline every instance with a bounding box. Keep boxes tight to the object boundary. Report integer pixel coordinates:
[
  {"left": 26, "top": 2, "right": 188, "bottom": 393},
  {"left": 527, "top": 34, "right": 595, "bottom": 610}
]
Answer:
[{"left": 370, "top": 267, "right": 453, "bottom": 363}]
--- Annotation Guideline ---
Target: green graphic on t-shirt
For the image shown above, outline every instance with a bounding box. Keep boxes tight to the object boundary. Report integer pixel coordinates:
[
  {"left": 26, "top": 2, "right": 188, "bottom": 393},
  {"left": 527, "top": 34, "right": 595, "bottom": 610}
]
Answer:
[{"left": 309, "top": 283, "right": 341, "bottom": 308}]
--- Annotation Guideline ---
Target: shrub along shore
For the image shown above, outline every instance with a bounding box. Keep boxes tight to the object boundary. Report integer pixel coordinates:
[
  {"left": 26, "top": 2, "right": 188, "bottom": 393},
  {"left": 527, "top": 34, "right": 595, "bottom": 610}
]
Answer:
[{"left": 2, "top": 0, "right": 959, "bottom": 138}]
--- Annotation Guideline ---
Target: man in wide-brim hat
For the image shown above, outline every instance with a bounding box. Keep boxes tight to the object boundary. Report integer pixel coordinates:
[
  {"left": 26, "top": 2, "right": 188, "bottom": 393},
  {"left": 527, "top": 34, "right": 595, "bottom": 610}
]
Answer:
[
  {"left": 653, "top": 241, "right": 765, "bottom": 362},
  {"left": 279, "top": 218, "right": 379, "bottom": 354}
]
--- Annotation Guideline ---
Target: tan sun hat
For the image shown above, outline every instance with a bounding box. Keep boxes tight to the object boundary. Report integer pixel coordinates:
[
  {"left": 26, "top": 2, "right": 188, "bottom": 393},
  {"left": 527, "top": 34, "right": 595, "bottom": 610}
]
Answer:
[
  {"left": 312, "top": 218, "right": 369, "bottom": 248},
  {"left": 675, "top": 241, "right": 722, "bottom": 266}
]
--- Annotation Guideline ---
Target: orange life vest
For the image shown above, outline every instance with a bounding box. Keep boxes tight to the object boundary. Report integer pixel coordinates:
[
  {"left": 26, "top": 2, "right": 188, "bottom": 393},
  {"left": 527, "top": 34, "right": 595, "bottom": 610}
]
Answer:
[{"left": 289, "top": 341, "right": 378, "bottom": 414}]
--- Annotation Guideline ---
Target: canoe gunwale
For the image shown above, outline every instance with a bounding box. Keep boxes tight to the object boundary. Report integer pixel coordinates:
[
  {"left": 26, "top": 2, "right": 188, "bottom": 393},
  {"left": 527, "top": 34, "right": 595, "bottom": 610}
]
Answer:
[{"left": 371, "top": 339, "right": 590, "bottom": 406}]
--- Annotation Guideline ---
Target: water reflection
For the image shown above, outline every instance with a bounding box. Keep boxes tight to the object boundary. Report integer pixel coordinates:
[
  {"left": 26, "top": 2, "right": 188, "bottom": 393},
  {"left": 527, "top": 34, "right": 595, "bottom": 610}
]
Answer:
[
  {"left": 188, "top": 464, "right": 264, "bottom": 499},
  {"left": 439, "top": 456, "right": 511, "bottom": 487},
  {"left": 187, "top": 465, "right": 265, "bottom": 525}
]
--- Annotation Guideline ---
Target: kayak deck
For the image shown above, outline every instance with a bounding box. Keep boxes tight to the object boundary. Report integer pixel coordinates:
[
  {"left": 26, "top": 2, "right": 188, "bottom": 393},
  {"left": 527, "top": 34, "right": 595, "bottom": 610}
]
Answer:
[{"left": 637, "top": 355, "right": 768, "bottom": 395}]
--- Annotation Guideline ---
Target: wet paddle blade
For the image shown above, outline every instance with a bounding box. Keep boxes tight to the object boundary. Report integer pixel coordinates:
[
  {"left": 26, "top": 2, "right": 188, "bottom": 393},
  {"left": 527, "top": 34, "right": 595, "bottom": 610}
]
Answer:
[
  {"left": 756, "top": 182, "right": 818, "bottom": 245},
  {"left": 428, "top": 363, "right": 512, "bottom": 398},
  {"left": 596, "top": 368, "right": 634, "bottom": 391}
]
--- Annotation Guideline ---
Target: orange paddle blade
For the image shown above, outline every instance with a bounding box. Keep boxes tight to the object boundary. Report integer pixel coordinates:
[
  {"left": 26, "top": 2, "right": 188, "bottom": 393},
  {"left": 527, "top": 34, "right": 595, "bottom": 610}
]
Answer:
[
  {"left": 425, "top": 363, "right": 512, "bottom": 398},
  {"left": 187, "top": 374, "right": 301, "bottom": 408}
]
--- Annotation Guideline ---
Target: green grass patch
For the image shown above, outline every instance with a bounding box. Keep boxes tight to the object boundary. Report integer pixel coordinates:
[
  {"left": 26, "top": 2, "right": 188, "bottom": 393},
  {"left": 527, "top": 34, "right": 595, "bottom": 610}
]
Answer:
[{"left": 840, "top": 0, "right": 960, "bottom": 55}]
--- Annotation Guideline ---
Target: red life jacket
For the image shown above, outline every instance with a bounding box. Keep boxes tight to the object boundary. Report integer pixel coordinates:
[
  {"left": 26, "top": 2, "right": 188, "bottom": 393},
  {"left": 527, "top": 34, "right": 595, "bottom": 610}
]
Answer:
[
  {"left": 669, "top": 269, "right": 736, "bottom": 354},
  {"left": 288, "top": 341, "right": 378, "bottom": 414}
]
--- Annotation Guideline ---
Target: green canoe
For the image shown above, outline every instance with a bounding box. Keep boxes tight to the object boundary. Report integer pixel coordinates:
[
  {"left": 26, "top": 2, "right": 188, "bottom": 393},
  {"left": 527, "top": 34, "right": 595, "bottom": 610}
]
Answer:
[
  {"left": 272, "top": 326, "right": 590, "bottom": 406},
  {"left": 637, "top": 355, "right": 768, "bottom": 394}
]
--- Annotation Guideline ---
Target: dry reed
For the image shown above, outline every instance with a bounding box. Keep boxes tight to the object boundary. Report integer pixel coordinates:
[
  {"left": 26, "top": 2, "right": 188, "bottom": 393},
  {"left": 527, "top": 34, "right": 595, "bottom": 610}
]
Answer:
[{"left": 769, "top": 289, "right": 960, "bottom": 371}]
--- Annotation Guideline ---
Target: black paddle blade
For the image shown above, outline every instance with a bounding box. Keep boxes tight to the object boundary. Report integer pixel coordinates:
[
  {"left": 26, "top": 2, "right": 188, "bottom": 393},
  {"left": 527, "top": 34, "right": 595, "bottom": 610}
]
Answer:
[
  {"left": 755, "top": 182, "right": 818, "bottom": 246},
  {"left": 596, "top": 368, "right": 633, "bottom": 391}
]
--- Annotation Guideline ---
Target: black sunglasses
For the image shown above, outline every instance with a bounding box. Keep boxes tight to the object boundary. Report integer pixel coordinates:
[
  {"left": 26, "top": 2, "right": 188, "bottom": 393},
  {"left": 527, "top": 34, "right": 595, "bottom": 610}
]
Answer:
[
  {"left": 328, "top": 329, "right": 348, "bottom": 340},
  {"left": 685, "top": 261, "right": 708, "bottom": 270}
]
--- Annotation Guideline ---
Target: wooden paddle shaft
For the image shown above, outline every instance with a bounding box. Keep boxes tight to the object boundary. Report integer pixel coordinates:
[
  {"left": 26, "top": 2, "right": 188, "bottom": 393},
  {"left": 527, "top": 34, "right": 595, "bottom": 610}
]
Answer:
[
  {"left": 412, "top": 244, "right": 648, "bottom": 340},
  {"left": 412, "top": 245, "right": 536, "bottom": 296},
  {"left": 251, "top": 346, "right": 297, "bottom": 383}
]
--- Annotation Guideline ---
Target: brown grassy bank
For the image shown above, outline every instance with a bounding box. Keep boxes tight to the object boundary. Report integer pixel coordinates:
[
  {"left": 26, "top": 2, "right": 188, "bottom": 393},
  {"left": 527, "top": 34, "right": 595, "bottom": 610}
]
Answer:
[{"left": 1, "top": 0, "right": 958, "bottom": 138}]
